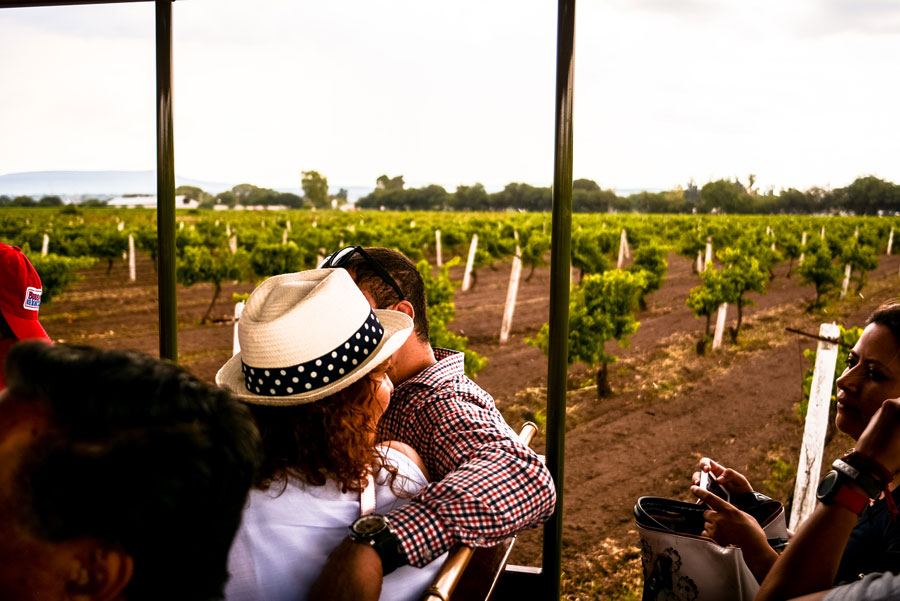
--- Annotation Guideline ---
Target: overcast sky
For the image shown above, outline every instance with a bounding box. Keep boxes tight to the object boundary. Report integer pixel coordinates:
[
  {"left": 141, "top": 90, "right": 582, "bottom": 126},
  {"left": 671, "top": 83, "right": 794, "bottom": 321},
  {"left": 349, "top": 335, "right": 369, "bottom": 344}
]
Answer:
[{"left": 1, "top": 0, "right": 899, "bottom": 194}]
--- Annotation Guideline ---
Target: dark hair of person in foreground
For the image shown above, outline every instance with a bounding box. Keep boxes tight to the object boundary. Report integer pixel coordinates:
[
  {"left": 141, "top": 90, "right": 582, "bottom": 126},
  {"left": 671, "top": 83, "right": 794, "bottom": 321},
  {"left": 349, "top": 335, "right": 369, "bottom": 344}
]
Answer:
[{"left": 0, "top": 342, "right": 262, "bottom": 601}]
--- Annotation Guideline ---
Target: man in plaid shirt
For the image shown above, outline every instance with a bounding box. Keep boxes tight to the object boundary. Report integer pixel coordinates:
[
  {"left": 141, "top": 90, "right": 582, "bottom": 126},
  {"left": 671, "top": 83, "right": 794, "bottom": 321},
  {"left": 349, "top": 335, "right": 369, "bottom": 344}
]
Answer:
[{"left": 310, "top": 247, "right": 556, "bottom": 601}]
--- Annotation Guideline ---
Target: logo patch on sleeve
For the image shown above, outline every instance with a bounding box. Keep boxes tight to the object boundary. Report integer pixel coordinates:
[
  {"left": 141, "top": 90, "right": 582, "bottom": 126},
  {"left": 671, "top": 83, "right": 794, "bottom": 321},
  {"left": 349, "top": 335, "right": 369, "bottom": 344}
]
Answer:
[{"left": 23, "top": 287, "right": 42, "bottom": 311}]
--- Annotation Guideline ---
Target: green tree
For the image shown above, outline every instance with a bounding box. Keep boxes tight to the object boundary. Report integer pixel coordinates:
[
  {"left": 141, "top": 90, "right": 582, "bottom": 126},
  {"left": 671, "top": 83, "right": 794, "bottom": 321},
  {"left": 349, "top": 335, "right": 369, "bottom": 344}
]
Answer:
[
  {"left": 719, "top": 247, "right": 767, "bottom": 342},
  {"left": 249, "top": 243, "right": 304, "bottom": 279},
  {"left": 686, "top": 268, "right": 729, "bottom": 354},
  {"left": 176, "top": 246, "right": 244, "bottom": 323},
  {"left": 629, "top": 242, "right": 668, "bottom": 310},
  {"left": 302, "top": 170, "right": 330, "bottom": 209},
  {"left": 798, "top": 238, "right": 841, "bottom": 309},
  {"left": 376, "top": 175, "right": 404, "bottom": 191},
  {"left": 530, "top": 269, "right": 644, "bottom": 398}
]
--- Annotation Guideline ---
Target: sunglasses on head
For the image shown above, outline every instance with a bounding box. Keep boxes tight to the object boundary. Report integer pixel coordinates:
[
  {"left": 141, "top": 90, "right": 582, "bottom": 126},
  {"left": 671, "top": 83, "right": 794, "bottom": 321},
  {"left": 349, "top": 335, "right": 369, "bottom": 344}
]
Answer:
[{"left": 318, "top": 246, "right": 406, "bottom": 302}]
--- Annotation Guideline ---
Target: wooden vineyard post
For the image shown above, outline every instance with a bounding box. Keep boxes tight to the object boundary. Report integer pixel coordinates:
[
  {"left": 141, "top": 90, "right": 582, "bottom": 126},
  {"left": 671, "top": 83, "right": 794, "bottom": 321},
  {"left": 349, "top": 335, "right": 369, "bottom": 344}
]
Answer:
[
  {"left": 704, "top": 237, "right": 713, "bottom": 270},
  {"left": 712, "top": 303, "right": 728, "bottom": 350},
  {"left": 228, "top": 234, "right": 238, "bottom": 255},
  {"left": 696, "top": 250, "right": 703, "bottom": 273},
  {"left": 499, "top": 232, "right": 522, "bottom": 344},
  {"left": 128, "top": 233, "right": 136, "bottom": 282},
  {"left": 233, "top": 301, "right": 245, "bottom": 356},
  {"left": 820, "top": 226, "right": 825, "bottom": 239},
  {"left": 799, "top": 231, "right": 807, "bottom": 264},
  {"left": 435, "top": 230, "right": 443, "bottom": 268},
  {"left": 616, "top": 228, "right": 629, "bottom": 269},
  {"left": 226, "top": 223, "right": 231, "bottom": 237},
  {"left": 840, "top": 263, "right": 852, "bottom": 299},
  {"left": 790, "top": 323, "right": 841, "bottom": 530},
  {"left": 41, "top": 232, "right": 49, "bottom": 256},
  {"left": 461, "top": 233, "right": 478, "bottom": 292},
  {"left": 282, "top": 228, "right": 289, "bottom": 245},
  {"left": 888, "top": 227, "right": 894, "bottom": 256}
]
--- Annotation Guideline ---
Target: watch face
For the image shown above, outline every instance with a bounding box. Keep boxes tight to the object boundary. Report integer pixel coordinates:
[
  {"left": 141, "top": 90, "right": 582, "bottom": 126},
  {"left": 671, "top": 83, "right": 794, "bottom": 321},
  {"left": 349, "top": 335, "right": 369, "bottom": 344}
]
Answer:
[
  {"left": 817, "top": 470, "right": 841, "bottom": 500},
  {"left": 353, "top": 515, "right": 387, "bottom": 536}
]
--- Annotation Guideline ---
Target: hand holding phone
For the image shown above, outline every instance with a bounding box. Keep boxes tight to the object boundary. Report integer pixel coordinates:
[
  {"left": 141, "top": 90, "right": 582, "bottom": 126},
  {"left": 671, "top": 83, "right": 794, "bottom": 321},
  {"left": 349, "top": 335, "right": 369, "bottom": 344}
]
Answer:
[{"left": 699, "top": 469, "right": 731, "bottom": 504}]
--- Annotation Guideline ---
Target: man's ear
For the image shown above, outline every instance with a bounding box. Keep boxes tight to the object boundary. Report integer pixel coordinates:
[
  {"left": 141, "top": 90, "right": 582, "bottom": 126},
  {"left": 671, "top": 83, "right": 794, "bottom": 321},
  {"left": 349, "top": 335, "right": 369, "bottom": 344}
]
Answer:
[
  {"left": 66, "top": 543, "right": 134, "bottom": 601},
  {"left": 392, "top": 300, "right": 415, "bottom": 320}
]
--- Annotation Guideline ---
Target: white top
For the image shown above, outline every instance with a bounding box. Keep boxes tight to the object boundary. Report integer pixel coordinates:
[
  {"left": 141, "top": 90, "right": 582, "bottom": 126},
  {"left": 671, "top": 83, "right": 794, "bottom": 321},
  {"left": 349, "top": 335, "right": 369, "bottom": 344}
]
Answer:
[{"left": 225, "top": 446, "right": 445, "bottom": 601}]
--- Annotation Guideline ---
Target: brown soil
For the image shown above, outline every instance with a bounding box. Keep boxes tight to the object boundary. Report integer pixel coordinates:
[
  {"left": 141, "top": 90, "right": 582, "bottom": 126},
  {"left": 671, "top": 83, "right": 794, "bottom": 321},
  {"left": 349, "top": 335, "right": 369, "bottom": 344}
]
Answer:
[{"left": 39, "top": 250, "right": 900, "bottom": 599}]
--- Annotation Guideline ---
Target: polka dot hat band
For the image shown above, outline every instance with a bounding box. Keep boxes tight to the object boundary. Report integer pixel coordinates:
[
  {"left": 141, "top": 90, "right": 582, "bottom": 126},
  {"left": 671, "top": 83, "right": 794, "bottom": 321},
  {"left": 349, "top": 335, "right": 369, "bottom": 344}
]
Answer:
[{"left": 216, "top": 269, "right": 413, "bottom": 405}]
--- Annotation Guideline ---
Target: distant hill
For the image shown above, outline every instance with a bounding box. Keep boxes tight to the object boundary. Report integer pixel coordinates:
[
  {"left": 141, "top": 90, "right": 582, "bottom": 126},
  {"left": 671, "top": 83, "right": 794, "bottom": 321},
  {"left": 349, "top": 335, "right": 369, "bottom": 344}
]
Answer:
[
  {"left": 0, "top": 170, "right": 232, "bottom": 197},
  {"left": 0, "top": 170, "right": 374, "bottom": 203}
]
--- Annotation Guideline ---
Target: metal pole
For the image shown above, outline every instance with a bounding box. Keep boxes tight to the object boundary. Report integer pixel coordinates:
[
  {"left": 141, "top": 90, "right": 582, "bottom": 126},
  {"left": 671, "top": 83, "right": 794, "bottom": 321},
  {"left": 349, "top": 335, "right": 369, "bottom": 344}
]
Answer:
[
  {"left": 543, "top": 0, "right": 575, "bottom": 598},
  {"left": 156, "top": 0, "right": 177, "bottom": 361}
]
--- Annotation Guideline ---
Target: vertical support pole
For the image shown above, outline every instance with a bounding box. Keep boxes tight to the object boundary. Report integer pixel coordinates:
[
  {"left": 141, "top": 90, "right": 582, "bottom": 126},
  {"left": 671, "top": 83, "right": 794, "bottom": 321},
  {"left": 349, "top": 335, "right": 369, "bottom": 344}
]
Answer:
[
  {"left": 704, "top": 237, "right": 713, "bottom": 270},
  {"left": 233, "top": 301, "right": 245, "bottom": 356},
  {"left": 696, "top": 250, "right": 703, "bottom": 273},
  {"left": 435, "top": 230, "right": 443, "bottom": 268},
  {"left": 840, "top": 263, "right": 852, "bottom": 299},
  {"left": 712, "top": 303, "right": 727, "bottom": 350},
  {"left": 887, "top": 227, "right": 894, "bottom": 256},
  {"left": 156, "top": 0, "right": 177, "bottom": 362},
  {"left": 544, "top": 1, "right": 576, "bottom": 598},
  {"left": 790, "top": 323, "right": 841, "bottom": 530},
  {"left": 499, "top": 232, "right": 522, "bottom": 344},
  {"left": 461, "top": 234, "right": 478, "bottom": 292},
  {"left": 799, "top": 231, "right": 807, "bottom": 264},
  {"left": 41, "top": 232, "right": 49, "bottom": 256},
  {"left": 128, "top": 233, "right": 136, "bottom": 282},
  {"left": 616, "top": 228, "right": 628, "bottom": 269},
  {"left": 228, "top": 234, "right": 238, "bottom": 254}
]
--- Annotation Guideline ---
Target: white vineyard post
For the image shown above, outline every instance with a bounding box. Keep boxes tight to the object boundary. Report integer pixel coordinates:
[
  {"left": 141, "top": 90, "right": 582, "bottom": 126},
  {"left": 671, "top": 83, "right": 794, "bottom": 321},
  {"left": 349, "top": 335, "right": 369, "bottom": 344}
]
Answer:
[
  {"left": 282, "top": 228, "right": 288, "bottom": 245},
  {"left": 887, "top": 228, "right": 894, "bottom": 256},
  {"left": 128, "top": 233, "right": 136, "bottom": 282},
  {"left": 712, "top": 303, "right": 728, "bottom": 350},
  {"left": 799, "top": 231, "right": 808, "bottom": 264},
  {"left": 226, "top": 223, "right": 231, "bottom": 237},
  {"left": 617, "top": 228, "right": 628, "bottom": 269},
  {"left": 499, "top": 232, "right": 522, "bottom": 344},
  {"left": 228, "top": 235, "right": 238, "bottom": 255},
  {"left": 820, "top": 226, "right": 825, "bottom": 239},
  {"left": 232, "top": 302, "right": 245, "bottom": 356},
  {"left": 286, "top": 220, "right": 292, "bottom": 232},
  {"left": 461, "top": 233, "right": 478, "bottom": 292},
  {"left": 435, "top": 230, "right": 443, "bottom": 268},
  {"left": 840, "top": 263, "right": 852, "bottom": 299},
  {"left": 570, "top": 261, "right": 579, "bottom": 286},
  {"left": 790, "top": 323, "right": 841, "bottom": 530},
  {"left": 41, "top": 233, "right": 49, "bottom": 256},
  {"left": 179, "top": 221, "right": 184, "bottom": 230},
  {"left": 854, "top": 225, "right": 859, "bottom": 239},
  {"left": 696, "top": 250, "right": 703, "bottom": 273},
  {"left": 117, "top": 221, "right": 125, "bottom": 232},
  {"left": 704, "top": 237, "right": 713, "bottom": 270}
]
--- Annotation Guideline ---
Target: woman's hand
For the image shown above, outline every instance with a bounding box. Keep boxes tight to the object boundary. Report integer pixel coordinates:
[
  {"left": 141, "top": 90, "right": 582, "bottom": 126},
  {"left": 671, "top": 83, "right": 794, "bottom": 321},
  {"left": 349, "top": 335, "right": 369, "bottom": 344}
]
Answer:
[
  {"left": 691, "top": 486, "right": 778, "bottom": 583},
  {"left": 691, "top": 457, "right": 754, "bottom": 495}
]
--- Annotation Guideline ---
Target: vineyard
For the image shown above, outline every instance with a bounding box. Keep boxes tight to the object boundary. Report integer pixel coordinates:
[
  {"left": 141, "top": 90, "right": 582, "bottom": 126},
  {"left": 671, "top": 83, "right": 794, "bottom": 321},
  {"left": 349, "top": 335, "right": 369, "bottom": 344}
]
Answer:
[{"left": 2, "top": 207, "right": 900, "bottom": 599}]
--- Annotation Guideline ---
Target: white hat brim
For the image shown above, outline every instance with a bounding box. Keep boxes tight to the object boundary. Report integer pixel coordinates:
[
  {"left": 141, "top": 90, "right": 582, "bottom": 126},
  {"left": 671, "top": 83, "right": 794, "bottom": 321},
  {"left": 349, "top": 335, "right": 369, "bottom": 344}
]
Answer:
[{"left": 216, "top": 308, "right": 413, "bottom": 405}]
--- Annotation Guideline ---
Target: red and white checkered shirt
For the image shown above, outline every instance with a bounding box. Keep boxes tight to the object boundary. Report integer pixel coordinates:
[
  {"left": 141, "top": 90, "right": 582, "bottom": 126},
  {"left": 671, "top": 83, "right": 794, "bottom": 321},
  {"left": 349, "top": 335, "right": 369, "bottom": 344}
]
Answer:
[{"left": 376, "top": 348, "right": 556, "bottom": 567}]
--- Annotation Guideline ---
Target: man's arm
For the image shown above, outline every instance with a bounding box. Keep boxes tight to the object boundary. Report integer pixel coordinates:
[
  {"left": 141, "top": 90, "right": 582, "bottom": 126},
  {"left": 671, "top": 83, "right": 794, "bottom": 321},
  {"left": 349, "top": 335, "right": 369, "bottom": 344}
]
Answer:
[{"left": 386, "top": 389, "right": 556, "bottom": 566}]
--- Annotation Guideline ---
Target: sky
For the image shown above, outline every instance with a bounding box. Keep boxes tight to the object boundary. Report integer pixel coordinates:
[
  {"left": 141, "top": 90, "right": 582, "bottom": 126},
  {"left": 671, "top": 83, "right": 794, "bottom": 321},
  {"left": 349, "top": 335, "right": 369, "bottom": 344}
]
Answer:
[{"left": 1, "top": 0, "right": 899, "bottom": 195}]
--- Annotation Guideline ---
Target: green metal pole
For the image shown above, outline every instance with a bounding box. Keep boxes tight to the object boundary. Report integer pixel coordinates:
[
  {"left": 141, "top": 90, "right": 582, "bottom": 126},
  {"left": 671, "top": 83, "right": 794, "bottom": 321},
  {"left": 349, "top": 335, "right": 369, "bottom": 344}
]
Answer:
[
  {"left": 543, "top": 0, "right": 575, "bottom": 598},
  {"left": 156, "top": 0, "right": 177, "bottom": 362}
]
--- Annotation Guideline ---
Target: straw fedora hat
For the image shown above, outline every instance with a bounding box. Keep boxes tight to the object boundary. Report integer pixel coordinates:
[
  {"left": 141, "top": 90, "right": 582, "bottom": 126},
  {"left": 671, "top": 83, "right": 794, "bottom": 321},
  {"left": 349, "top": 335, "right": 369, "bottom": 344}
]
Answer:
[{"left": 216, "top": 269, "right": 413, "bottom": 405}]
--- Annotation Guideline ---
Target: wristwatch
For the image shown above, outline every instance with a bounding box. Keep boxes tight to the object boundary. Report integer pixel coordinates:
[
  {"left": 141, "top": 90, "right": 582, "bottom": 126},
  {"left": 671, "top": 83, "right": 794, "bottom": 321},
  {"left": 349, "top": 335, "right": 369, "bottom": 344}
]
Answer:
[
  {"left": 816, "top": 471, "right": 869, "bottom": 515},
  {"left": 832, "top": 458, "right": 885, "bottom": 499},
  {"left": 348, "top": 514, "right": 405, "bottom": 575}
]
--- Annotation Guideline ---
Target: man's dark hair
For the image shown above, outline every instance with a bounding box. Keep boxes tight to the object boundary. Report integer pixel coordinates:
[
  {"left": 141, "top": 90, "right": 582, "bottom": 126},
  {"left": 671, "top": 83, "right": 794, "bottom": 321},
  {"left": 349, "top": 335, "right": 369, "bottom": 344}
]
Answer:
[
  {"left": 344, "top": 247, "right": 430, "bottom": 343},
  {"left": 4, "top": 342, "right": 261, "bottom": 601}
]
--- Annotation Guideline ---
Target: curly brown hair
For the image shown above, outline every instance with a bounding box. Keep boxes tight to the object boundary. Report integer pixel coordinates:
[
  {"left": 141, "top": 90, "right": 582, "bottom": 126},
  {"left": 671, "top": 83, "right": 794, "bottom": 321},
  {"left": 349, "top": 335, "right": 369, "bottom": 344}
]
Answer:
[{"left": 248, "top": 360, "right": 397, "bottom": 494}]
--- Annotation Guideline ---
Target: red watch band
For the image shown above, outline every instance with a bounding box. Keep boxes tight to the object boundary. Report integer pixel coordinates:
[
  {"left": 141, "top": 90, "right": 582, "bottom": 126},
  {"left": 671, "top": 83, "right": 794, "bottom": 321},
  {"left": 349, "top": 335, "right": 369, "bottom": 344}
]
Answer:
[{"left": 833, "top": 484, "right": 869, "bottom": 515}]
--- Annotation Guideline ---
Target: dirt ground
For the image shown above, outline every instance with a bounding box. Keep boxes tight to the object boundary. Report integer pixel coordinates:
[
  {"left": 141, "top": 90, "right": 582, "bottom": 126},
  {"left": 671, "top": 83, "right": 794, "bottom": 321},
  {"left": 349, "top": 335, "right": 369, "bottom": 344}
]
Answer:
[{"left": 38, "top": 249, "right": 900, "bottom": 599}]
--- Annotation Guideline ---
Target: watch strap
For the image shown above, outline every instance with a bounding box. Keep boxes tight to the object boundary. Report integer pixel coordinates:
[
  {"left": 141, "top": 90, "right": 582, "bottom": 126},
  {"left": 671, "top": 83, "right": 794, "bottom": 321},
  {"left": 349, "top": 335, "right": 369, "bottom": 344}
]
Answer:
[
  {"left": 833, "top": 458, "right": 883, "bottom": 499},
  {"left": 832, "top": 482, "right": 869, "bottom": 515}
]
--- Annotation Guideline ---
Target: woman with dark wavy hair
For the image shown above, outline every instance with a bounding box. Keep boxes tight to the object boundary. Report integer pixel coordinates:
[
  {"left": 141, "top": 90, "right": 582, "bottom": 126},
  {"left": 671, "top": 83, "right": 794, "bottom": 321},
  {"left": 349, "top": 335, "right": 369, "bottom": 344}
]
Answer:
[
  {"left": 692, "top": 300, "right": 900, "bottom": 587},
  {"left": 216, "top": 269, "right": 443, "bottom": 601}
]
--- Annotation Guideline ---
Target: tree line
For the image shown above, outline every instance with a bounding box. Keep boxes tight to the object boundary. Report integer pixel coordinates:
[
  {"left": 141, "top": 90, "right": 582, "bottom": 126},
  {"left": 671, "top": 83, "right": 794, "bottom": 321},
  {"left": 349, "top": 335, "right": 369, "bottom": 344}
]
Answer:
[{"left": 5, "top": 172, "right": 900, "bottom": 215}]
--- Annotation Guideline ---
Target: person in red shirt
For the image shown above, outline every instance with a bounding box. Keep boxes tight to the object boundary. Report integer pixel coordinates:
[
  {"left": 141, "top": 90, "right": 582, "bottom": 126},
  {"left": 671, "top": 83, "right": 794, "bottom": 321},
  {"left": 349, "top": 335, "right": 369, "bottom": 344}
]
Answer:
[{"left": 0, "top": 243, "right": 51, "bottom": 389}]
